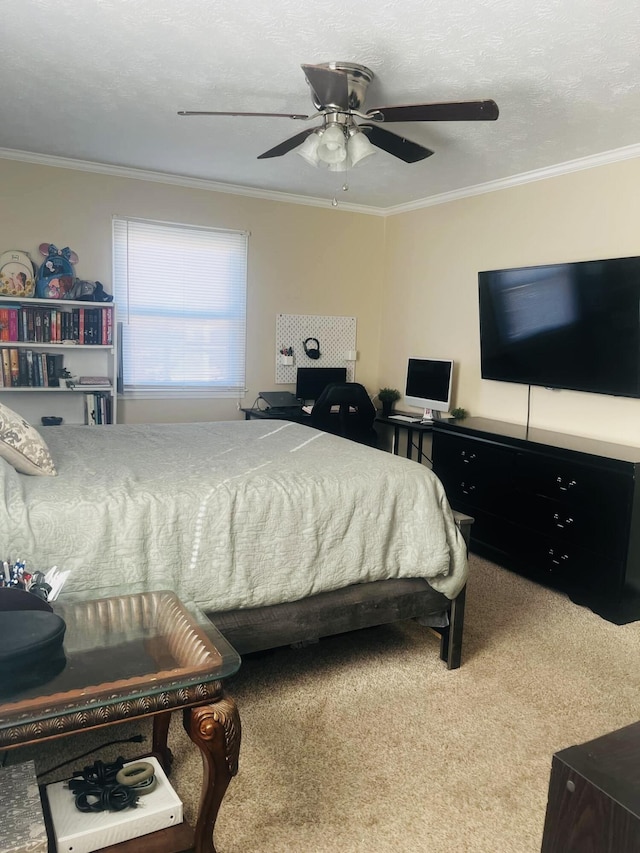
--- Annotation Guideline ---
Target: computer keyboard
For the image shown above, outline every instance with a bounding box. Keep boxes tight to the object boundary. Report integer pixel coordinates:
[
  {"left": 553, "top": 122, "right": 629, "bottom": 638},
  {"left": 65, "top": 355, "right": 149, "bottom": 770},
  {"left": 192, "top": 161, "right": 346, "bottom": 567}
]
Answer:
[{"left": 388, "top": 414, "right": 422, "bottom": 423}]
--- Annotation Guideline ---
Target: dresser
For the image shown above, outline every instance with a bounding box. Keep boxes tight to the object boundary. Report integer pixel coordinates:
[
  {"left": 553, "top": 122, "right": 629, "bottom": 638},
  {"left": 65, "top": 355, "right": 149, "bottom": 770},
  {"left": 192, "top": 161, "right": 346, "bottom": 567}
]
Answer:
[{"left": 431, "top": 417, "right": 640, "bottom": 624}]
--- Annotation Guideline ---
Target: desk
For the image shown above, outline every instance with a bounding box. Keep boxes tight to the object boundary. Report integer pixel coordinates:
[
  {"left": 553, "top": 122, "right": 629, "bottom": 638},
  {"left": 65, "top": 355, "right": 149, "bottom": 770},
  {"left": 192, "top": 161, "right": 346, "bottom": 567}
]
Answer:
[
  {"left": 375, "top": 413, "right": 434, "bottom": 464},
  {"left": 0, "top": 590, "right": 241, "bottom": 853},
  {"left": 242, "top": 408, "right": 434, "bottom": 462},
  {"left": 241, "top": 406, "right": 308, "bottom": 423}
]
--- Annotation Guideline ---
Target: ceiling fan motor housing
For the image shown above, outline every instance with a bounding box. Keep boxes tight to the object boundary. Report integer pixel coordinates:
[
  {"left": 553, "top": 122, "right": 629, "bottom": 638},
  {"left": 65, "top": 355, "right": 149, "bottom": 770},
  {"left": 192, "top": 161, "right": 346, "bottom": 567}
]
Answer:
[{"left": 310, "top": 62, "right": 374, "bottom": 111}]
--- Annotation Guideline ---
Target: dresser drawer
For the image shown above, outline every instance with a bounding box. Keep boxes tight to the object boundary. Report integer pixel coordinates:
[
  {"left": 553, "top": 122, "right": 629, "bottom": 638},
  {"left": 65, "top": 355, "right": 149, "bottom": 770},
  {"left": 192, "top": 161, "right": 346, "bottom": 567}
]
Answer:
[
  {"left": 516, "top": 491, "right": 627, "bottom": 558},
  {"left": 432, "top": 432, "right": 517, "bottom": 515},
  {"left": 516, "top": 452, "right": 631, "bottom": 515},
  {"left": 517, "top": 532, "right": 626, "bottom": 598}
]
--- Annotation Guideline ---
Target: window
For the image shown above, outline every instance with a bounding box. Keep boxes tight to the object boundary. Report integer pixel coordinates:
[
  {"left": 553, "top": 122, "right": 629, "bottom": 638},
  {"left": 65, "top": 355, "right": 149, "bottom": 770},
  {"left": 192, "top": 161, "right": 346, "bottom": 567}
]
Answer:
[{"left": 113, "top": 217, "right": 248, "bottom": 397}]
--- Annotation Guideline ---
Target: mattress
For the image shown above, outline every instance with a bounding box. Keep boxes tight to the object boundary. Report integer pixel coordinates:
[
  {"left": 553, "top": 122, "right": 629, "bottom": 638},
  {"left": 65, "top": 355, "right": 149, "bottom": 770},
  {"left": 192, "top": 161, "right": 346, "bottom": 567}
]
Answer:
[{"left": 0, "top": 420, "right": 468, "bottom": 613}]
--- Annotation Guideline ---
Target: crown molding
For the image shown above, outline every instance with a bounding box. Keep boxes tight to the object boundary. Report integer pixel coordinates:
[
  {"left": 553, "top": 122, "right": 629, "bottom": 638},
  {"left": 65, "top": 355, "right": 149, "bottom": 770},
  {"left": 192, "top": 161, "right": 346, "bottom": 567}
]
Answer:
[
  {"left": 1, "top": 142, "right": 639, "bottom": 218},
  {"left": 384, "top": 142, "right": 640, "bottom": 215},
  {"left": 0, "top": 148, "right": 386, "bottom": 216}
]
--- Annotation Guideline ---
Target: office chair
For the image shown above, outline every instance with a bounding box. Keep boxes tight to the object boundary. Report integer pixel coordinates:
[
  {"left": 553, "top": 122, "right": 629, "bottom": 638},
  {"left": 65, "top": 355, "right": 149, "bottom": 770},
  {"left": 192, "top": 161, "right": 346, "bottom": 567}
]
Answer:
[{"left": 310, "top": 382, "right": 377, "bottom": 447}]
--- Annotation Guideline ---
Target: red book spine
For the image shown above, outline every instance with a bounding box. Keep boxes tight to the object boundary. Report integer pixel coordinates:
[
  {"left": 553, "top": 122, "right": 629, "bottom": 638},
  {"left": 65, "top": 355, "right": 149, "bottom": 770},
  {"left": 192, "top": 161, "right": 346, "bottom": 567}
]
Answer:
[{"left": 8, "top": 309, "right": 18, "bottom": 341}]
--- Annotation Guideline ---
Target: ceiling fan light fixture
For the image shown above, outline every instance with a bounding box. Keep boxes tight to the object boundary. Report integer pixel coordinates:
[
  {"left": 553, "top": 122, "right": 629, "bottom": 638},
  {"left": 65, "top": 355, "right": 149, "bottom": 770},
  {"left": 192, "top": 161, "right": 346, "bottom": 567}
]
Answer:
[
  {"left": 316, "top": 124, "right": 347, "bottom": 165},
  {"left": 348, "top": 130, "right": 377, "bottom": 167},
  {"left": 296, "top": 130, "right": 323, "bottom": 166}
]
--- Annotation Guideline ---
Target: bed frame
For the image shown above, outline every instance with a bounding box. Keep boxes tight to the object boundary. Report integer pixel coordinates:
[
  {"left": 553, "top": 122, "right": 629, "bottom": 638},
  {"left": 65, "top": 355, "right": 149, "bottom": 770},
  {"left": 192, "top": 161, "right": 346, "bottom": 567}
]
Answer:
[{"left": 208, "top": 511, "right": 473, "bottom": 670}]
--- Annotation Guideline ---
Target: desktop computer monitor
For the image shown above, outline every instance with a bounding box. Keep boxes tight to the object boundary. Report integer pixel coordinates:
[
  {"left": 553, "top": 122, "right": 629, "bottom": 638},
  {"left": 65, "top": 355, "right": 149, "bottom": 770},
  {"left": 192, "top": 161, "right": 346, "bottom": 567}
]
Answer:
[
  {"left": 296, "top": 367, "right": 347, "bottom": 403},
  {"left": 404, "top": 357, "right": 453, "bottom": 420}
]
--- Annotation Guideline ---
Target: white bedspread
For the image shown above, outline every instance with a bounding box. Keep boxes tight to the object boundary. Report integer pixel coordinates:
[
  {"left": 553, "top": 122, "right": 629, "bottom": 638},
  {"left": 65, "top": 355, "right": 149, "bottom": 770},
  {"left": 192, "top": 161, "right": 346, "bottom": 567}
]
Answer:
[{"left": 0, "top": 420, "right": 467, "bottom": 612}]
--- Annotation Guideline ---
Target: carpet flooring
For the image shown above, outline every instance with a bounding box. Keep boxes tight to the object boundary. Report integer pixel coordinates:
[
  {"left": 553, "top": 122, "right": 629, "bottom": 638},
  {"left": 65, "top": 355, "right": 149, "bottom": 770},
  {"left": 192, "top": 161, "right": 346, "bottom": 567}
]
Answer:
[{"left": 8, "top": 555, "right": 640, "bottom": 852}]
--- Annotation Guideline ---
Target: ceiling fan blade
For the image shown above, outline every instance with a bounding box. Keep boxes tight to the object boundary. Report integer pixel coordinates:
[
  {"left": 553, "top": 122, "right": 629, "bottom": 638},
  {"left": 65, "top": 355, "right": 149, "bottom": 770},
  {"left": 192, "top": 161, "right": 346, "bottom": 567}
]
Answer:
[
  {"left": 257, "top": 127, "right": 318, "bottom": 159},
  {"left": 178, "top": 110, "right": 309, "bottom": 120},
  {"left": 368, "top": 100, "right": 499, "bottom": 122},
  {"left": 359, "top": 124, "right": 434, "bottom": 163},
  {"left": 301, "top": 64, "right": 349, "bottom": 110}
]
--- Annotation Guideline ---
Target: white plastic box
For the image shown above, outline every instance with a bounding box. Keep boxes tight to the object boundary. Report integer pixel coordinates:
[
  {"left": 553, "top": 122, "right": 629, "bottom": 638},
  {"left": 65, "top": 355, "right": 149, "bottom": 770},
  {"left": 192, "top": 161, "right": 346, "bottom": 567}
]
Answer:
[{"left": 46, "top": 755, "right": 183, "bottom": 853}]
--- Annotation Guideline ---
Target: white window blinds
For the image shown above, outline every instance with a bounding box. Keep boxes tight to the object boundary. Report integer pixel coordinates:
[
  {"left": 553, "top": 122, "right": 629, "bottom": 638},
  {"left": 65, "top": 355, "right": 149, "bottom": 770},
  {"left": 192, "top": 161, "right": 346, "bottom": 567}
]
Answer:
[{"left": 113, "top": 217, "right": 248, "bottom": 396}]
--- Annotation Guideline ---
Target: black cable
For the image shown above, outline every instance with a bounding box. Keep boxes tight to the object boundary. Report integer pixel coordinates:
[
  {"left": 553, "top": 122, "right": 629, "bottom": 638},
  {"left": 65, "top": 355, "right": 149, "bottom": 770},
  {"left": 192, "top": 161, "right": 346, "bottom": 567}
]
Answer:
[
  {"left": 74, "top": 783, "right": 138, "bottom": 812},
  {"left": 37, "top": 733, "right": 145, "bottom": 779},
  {"left": 68, "top": 758, "right": 140, "bottom": 812}
]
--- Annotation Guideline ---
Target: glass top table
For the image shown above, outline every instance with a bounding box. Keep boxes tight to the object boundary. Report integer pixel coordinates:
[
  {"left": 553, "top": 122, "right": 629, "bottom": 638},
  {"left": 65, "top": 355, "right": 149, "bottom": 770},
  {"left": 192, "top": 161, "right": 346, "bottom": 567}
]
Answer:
[
  {"left": 0, "top": 589, "right": 242, "bottom": 853},
  {"left": 0, "top": 589, "right": 241, "bottom": 731}
]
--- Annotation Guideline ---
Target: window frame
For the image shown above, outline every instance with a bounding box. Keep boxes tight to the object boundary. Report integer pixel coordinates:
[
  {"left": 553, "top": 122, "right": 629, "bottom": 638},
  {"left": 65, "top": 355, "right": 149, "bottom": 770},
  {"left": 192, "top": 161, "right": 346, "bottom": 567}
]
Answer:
[{"left": 112, "top": 216, "right": 248, "bottom": 400}]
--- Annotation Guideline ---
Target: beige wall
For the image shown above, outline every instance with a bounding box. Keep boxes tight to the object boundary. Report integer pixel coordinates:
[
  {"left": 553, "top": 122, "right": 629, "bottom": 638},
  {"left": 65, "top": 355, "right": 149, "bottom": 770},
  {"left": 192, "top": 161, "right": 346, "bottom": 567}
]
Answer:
[
  {"left": 382, "top": 157, "right": 640, "bottom": 446},
  {"left": 0, "top": 159, "right": 385, "bottom": 423},
  {"left": 4, "top": 154, "right": 640, "bottom": 445}
]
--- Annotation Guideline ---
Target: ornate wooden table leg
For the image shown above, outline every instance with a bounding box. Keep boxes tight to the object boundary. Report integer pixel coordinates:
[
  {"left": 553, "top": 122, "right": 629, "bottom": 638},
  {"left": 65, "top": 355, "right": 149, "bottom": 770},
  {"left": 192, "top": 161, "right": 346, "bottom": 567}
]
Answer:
[
  {"left": 152, "top": 710, "right": 174, "bottom": 773},
  {"left": 184, "top": 692, "right": 241, "bottom": 853}
]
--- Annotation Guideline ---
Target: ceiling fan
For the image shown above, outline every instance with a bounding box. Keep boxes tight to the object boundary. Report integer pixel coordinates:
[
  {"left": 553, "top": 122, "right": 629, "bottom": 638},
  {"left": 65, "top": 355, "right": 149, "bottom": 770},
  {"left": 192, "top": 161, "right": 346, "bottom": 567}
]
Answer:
[{"left": 178, "top": 62, "right": 499, "bottom": 171}]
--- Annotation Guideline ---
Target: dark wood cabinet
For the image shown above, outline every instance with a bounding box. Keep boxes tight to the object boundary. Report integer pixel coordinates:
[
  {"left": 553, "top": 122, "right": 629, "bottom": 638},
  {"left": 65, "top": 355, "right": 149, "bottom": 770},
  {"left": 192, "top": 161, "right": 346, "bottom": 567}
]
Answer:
[
  {"left": 541, "top": 721, "right": 640, "bottom": 852},
  {"left": 431, "top": 417, "right": 640, "bottom": 623}
]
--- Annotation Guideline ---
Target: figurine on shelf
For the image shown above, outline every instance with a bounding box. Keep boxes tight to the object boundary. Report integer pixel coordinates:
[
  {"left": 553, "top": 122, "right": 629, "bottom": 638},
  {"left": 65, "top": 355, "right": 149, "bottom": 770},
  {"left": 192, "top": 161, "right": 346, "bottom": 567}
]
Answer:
[
  {"left": 35, "top": 243, "right": 78, "bottom": 299},
  {"left": 58, "top": 368, "right": 76, "bottom": 389}
]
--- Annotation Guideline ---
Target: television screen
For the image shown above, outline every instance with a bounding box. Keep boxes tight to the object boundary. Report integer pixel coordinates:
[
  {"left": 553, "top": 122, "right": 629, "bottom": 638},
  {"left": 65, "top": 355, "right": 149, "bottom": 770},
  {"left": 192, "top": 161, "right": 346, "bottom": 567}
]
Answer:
[
  {"left": 478, "top": 256, "right": 640, "bottom": 398},
  {"left": 295, "top": 367, "right": 347, "bottom": 402}
]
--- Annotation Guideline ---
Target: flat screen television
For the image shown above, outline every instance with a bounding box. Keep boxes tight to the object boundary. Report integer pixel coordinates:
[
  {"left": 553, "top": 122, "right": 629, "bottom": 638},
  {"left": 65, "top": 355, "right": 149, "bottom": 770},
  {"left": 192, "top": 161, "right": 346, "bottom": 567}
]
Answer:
[
  {"left": 295, "top": 367, "right": 347, "bottom": 402},
  {"left": 404, "top": 357, "right": 454, "bottom": 419},
  {"left": 478, "top": 256, "right": 640, "bottom": 398}
]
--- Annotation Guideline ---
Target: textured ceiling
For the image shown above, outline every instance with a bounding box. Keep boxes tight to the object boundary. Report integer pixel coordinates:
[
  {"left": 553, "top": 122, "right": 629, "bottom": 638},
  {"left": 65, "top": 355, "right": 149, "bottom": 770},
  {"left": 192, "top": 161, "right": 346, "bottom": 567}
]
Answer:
[{"left": 2, "top": 0, "right": 640, "bottom": 210}]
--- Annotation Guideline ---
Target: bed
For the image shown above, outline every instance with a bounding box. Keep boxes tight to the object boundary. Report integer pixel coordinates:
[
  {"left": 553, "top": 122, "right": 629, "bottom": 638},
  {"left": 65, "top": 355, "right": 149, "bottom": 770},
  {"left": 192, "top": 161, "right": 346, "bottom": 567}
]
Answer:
[{"left": 0, "top": 417, "right": 471, "bottom": 668}]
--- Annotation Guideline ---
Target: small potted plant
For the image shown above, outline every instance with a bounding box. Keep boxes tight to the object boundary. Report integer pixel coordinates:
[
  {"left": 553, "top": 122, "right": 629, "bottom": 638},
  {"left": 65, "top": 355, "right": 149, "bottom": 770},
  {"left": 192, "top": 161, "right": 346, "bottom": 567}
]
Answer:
[{"left": 378, "top": 387, "right": 401, "bottom": 417}]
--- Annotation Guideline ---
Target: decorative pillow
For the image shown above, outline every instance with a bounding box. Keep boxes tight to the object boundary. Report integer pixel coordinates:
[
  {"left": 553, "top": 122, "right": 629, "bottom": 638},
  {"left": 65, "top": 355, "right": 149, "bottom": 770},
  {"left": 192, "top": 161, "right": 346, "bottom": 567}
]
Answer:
[{"left": 0, "top": 402, "right": 57, "bottom": 476}]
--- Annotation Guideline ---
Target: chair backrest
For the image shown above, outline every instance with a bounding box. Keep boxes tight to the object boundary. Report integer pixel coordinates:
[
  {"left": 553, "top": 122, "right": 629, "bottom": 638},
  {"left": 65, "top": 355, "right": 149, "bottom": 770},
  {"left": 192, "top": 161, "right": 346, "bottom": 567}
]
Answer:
[{"left": 310, "top": 382, "right": 377, "bottom": 445}]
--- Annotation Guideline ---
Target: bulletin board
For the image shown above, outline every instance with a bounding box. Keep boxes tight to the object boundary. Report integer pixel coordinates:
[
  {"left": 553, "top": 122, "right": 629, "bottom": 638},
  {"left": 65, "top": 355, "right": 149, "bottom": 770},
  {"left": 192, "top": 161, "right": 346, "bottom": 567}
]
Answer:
[{"left": 275, "top": 313, "right": 357, "bottom": 384}]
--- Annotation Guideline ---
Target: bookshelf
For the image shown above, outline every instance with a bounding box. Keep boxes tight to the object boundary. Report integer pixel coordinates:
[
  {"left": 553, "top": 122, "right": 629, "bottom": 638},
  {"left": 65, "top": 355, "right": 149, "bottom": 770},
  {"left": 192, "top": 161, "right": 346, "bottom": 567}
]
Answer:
[{"left": 0, "top": 295, "right": 117, "bottom": 426}]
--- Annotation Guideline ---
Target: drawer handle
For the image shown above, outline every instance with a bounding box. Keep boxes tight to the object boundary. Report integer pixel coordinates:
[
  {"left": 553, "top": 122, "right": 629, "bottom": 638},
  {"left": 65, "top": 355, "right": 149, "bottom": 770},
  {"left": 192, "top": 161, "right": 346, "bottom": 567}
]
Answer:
[
  {"left": 548, "top": 548, "right": 569, "bottom": 566},
  {"left": 556, "top": 476, "right": 577, "bottom": 491},
  {"left": 553, "top": 513, "right": 574, "bottom": 529}
]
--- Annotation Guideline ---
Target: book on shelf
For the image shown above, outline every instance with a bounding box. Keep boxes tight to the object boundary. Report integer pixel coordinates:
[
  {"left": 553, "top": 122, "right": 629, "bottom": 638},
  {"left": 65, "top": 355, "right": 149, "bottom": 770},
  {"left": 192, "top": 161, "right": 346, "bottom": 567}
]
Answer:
[
  {"left": 84, "top": 392, "right": 102, "bottom": 425},
  {"left": 0, "top": 349, "right": 10, "bottom": 386},
  {"left": 25, "top": 349, "right": 34, "bottom": 386},
  {"left": 18, "top": 349, "right": 27, "bottom": 385},
  {"left": 39, "top": 352, "right": 48, "bottom": 387},
  {"left": 0, "top": 304, "right": 113, "bottom": 346},
  {"left": 78, "top": 376, "right": 110, "bottom": 385},
  {"left": 46, "top": 353, "right": 64, "bottom": 387},
  {"left": 8, "top": 309, "right": 18, "bottom": 342},
  {"left": 9, "top": 348, "right": 19, "bottom": 386},
  {"left": 0, "top": 308, "right": 8, "bottom": 342},
  {"left": 0, "top": 347, "right": 66, "bottom": 387},
  {"left": 84, "top": 393, "right": 95, "bottom": 425},
  {"left": 83, "top": 391, "right": 112, "bottom": 425}
]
